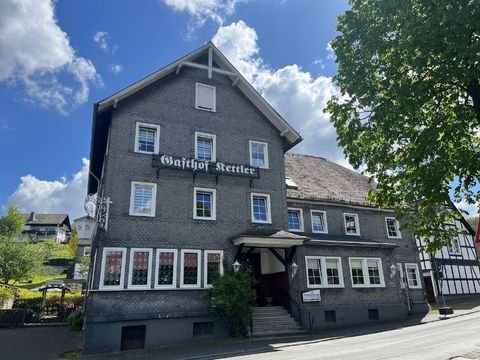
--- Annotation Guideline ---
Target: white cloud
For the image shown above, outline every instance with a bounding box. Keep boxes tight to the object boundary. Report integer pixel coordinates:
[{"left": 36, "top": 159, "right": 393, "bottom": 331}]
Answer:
[
  {"left": 0, "top": 0, "right": 100, "bottom": 114},
  {"left": 110, "top": 64, "right": 124, "bottom": 74},
  {"left": 162, "top": 0, "right": 245, "bottom": 35},
  {"left": 8, "top": 159, "right": 89, "bottom": 221},
  {"left": 326, "top": 41, "right": 335, "bottom": 60},
  {"left": 313, "top": 58, "right": 326, "bottom": 70},
  {"left": 93, "top": 31, "right": 109, "bottom": 50},
  {"left": 213, "top": 21, "right": 346, "bottom": 164}
]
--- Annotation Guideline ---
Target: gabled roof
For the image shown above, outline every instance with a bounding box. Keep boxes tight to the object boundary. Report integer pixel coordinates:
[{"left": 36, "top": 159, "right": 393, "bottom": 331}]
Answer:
[
  {"left": 96, "top": 42, "right": 301, "bottom": 147},
  {"left": 88, "top": 42, "right": 302, "bottom": 194},
  {"left": 285, "top": 153, "right": 377, "bottom": 207},
  {"left": 23, "top": 213, "right": 71, "bottom": 229}
]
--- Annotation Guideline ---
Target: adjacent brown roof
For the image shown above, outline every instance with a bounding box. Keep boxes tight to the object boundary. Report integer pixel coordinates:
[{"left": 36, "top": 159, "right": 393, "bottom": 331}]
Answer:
[
  {"left": 285, "top": 153, "right": 377, "bottom": 207},
  {"left": 23, "top": 212, "right": 71, "bottom": 228}
]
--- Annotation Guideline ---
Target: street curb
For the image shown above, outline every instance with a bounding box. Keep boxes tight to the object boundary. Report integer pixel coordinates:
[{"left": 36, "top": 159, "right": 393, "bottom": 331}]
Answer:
[{"left": 175, "top": 309, "right": 480, "bottom": 360}]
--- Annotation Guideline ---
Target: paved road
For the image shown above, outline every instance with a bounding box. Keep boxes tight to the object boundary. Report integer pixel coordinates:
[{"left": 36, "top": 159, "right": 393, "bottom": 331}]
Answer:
[
  {"left": 0, "top": 325, "right": 81, "bottom": 360},
  {"left": 219, "top": 313, "right": 480, "bottom": 360}
]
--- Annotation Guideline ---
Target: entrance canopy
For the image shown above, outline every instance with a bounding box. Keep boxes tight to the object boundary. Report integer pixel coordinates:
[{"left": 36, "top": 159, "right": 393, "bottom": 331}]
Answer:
[
  {"left": 232, "top": 230, "right": 309, "bottom": 249},
  {"left": 233, "top": 230, "right": 309, "bottom": 267}
]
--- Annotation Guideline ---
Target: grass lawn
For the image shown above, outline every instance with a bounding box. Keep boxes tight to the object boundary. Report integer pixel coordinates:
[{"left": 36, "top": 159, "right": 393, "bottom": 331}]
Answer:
[
  {"left": 9, "top": 242, "right": 74, "bottom": 289},
  {"left": 15, "top": 273, "right": 68, "bottom": 289}
]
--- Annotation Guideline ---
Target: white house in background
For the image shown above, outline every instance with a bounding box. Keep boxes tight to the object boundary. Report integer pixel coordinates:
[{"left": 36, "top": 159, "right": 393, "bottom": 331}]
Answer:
[
  {"left": 417, "top": 215, "right": 480, "bottom": 303},
  {"left": 73, "top": 216, "right": 96, "bottom": 280},
  {"left": 21, "top": 212, "right": 71, "bottom": 243}
]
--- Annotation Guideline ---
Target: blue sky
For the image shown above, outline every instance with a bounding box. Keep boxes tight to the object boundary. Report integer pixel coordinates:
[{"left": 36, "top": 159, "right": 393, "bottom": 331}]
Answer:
[
  {"left": 0, "top": 0, "right": 351, "bottom": 219},
  {"left": 1, "top": 0, "right": 476, "bottom": 220}
]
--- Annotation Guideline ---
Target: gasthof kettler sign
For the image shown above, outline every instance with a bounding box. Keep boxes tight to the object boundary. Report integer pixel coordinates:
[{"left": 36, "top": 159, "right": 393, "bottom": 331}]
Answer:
[{"left": 152, "top": 154, "right": 260, "bottom": 178}]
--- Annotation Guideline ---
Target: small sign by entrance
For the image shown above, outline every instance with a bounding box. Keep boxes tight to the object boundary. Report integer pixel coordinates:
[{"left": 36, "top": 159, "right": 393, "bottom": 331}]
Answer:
[{"left": 302, "top": 289, "right": 321, "bottom": 303}]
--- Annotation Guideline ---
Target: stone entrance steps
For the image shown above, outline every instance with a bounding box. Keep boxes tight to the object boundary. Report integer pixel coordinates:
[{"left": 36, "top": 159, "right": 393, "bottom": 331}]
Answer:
[{"left": 251, "top": 306, "right": 307, "bottom": 337}]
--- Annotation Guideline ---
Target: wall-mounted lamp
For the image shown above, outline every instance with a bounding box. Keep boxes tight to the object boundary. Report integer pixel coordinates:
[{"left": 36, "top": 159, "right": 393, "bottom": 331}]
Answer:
[
  {"left": 290, "top": 262, "right": 299, "bottom": 279},
  {"left": 390, "top": 263, "right": 398, "bottom": 278},
  {"left": 233, "top": 260, "right": 241, "bottom": 273}
]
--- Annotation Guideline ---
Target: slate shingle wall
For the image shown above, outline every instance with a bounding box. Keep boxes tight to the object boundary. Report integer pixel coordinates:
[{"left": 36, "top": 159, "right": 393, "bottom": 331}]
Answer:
[
  {"left": 286, "top": 201, "right": 427, "bottom": 307},
  {"left": 87, "top": 66, "right": 288, "bottom": 319}
]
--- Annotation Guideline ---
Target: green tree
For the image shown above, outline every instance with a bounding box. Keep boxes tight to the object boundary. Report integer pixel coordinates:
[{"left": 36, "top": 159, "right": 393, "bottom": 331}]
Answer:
[
  {"left": 209, "top": 268, "right": 256, "bottom": 337},
  {"left": 79, "top": 255, "right": 90, "bottom": 280},
  {"left": 0, "top": 240, "right": 43, "bottom": 285},
  {"left": 327, "top": 0, "right": 480, "bottom": 251},
  {"left": 68, "top": 226, "right": 79, "bottom": 258},
  {"left": 0, "top": 205, "right": 25, "bottom": 239},
  {"left": 0, "top": 206, "right": 43, "bottom": 285}
]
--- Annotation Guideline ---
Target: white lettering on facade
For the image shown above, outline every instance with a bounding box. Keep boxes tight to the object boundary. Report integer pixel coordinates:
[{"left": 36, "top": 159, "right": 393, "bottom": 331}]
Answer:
[{"left": 157, "top": 154, "right": 257, "bottom": 177}]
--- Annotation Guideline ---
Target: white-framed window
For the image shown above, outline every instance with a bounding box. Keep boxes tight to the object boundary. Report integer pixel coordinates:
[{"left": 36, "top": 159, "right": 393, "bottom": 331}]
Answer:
[
  {"left": 129, "top": 182, "right": 157, "bottom": 217},
  {"left": 288, "top": 208, "right": 304, "bottom": 232},
  {"left": 311, "top": 210, "right": 328, "bottom": 234},
  {"left": 385, "top": 217, "right": 401, "bottom": 238},
  {"left": 251, "top": 193, "right": 272, "bottom": 224},
  {"left": 83, "top": 247, "right": 91, "bottom": 257},
  {"left": 249, "top": 140, "right": 269, "bottom": 169},
  {"left": 448, "top": 236, "right": 462, "bottom": 255},
  {"left": 180, "top": 249, "right": 201, "bottom": 288},
  {"left": 128, "top": 248, "right": 153, "bottom": 289},
  {"left": 305, "top": 256, "right": 344, "bottom": 288},
  {"left": 349, "top": 257, "right": 385, "bottom": 288},
  {"left": 344, "top": 213, "right": 360, "bottom": 236},
  {"left": 193, "top": 187, "right": 216, "bottom": 220},
  {"left": 204, "top": 250, "right": 224, "bottom": 287},
  {"left": 405, "top": 263, "right": 422, "bottom": 289},
  {"left": 195, "top": 132, "right": 216, "bottom": 161},
  {"left": 134, "top": 122, "right": 160, "bottom": 154},
  {"left": 99, "top": 247, "right": 127, "bottom": 290},
  {"left": 155, "top": 249, "right": 177, "bottom": 289},
  {"left": 195, "top": 83, "right": 216, "bottom": 112}
]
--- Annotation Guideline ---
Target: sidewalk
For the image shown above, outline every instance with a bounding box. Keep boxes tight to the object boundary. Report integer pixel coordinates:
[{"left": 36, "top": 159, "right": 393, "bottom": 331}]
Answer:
[{"left": 68, "top": 296, "right": 480, "bottom": 360}]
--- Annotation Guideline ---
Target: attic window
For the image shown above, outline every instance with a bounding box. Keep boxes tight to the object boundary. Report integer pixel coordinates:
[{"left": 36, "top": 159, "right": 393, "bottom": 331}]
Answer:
[
  {"left": 195, "top": 83, "right": 216, "bottom": 112},
  {"left": 285, "top": 177, "right": 298, "bottom": 190}
]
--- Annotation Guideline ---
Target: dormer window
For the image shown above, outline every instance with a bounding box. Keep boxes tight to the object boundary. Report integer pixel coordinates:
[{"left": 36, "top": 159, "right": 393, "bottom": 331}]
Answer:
[
  {"left": 285, "top": 177, "right": 298, "bottom": 190},
  {"left": 195, "top": 83, "right": 216, "bottom": 112}
]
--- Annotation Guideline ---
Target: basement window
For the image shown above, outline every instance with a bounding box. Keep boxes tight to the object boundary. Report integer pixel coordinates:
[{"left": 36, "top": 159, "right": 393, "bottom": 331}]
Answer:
[
  {"left": 121, "top": 325, "right": 146, "bottom": 351},
  {"left": 325, "top": 310, "right": 336, "bottom": 323},
  {"left": 368, "top": 309, "right": 379, "bottom": 321},
  {"left": 193, "top": 322, "right": 214, "bottom": 337}
]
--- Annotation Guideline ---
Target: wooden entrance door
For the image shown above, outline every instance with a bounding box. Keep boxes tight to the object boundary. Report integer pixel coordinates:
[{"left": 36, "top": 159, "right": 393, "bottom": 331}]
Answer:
[{"left": 244, "top": 252, "right": 289, "bottom": 306}]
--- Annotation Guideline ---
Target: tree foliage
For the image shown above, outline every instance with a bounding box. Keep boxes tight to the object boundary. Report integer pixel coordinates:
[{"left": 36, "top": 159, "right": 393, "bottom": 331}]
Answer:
[
  {"left": 0, "top": 205, "right": 43, "bottom": 285},
  {"left": 0, "top": 241, "right": 43, "bottom": 285},
  {"left": 68, "top": 226, "right": 78, "bottom": 258},
  {"left": 209, "top": 268, "right": 256, "bottom": 337},
  {"left": 327, "top": 0, "right": 480, "bottom": 251},
  {"left": 0, "top": 205, "right": 25, "bottom": 239},
  {"left": 79, "top": 255, "right": 90, "bottom": 280}
]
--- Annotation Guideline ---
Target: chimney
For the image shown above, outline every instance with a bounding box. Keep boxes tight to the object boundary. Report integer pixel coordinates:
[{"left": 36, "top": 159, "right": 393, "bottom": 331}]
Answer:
[{"left": 29, "top": 212, "right": 36, "bottom": 222}]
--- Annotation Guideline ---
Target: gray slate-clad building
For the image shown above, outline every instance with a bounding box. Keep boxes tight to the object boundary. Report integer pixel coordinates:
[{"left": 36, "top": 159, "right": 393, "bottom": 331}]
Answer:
[
  {"left": 285, "top": 154, "right": 428, "bottom": 329},
  {"left": 84, "top": 43, "right": 428, "bottom": 353}
]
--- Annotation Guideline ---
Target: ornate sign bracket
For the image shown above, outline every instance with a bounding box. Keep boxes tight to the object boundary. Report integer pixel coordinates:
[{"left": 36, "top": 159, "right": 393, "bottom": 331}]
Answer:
[{"left": 84, "top": 194, "right": 112, "bottom": 230}]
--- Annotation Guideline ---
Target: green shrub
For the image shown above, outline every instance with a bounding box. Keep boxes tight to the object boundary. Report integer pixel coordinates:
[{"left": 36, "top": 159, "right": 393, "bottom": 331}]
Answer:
[
  {"left": 0, "top": 287, "right": 14, "bottom": 301},
  {"left": 67, "top": 309, "right": 83, "bottom": 331},
  {"left": 209, "top": 268, "right": 256, "bottom": 337}
]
